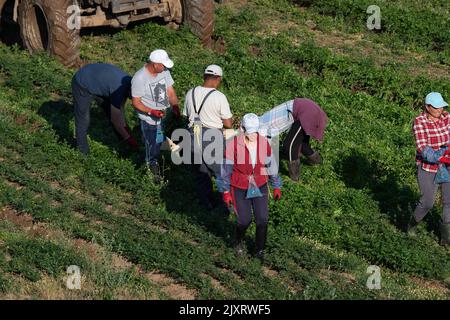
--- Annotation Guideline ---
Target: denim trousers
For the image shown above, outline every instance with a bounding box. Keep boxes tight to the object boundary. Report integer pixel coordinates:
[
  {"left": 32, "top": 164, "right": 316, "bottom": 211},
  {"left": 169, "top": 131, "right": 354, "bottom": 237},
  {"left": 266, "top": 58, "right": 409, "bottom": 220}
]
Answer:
[{"left": 140, "top": 120, "right": 161, "bottom": 166}]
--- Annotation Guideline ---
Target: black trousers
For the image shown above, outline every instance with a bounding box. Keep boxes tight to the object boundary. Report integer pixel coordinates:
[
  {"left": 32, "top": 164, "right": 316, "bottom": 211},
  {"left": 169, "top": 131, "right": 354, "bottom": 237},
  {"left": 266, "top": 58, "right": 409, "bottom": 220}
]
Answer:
[
  {"left": 232, "top": 184, "right": 269, "bottom": 229},
  {"left": 282, "top": 121, "right": 314, "bottom": 161}
]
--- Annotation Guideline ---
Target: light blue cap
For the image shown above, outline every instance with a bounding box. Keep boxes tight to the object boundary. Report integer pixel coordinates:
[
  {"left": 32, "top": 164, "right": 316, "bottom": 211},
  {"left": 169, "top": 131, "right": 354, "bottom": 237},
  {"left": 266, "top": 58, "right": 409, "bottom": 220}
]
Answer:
[
  {"left": 425, "top": 92, "right": 448, "bottom": 109},
  {"left": 242, "top": 113, "right": 260, "bottom": 134}
]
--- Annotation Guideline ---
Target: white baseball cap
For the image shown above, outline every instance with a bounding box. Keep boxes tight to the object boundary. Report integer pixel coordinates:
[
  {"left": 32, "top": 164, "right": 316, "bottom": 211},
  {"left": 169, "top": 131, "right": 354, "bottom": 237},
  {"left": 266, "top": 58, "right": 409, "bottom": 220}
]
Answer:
[
  {"left": 204, "top": 64, "right": 223, "bottom": 77},
  {"left": 149, "top": 49, "right": 174, "bottom": 69},
  {"left": 241, "top": 113, "right": 260, "bottom": 134}
]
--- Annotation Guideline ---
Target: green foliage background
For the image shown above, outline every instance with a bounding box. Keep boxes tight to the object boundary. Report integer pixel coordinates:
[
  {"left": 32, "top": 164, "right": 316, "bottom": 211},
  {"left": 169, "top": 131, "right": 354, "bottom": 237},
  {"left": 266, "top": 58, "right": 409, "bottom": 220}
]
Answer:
[{"left": 0, "top": 0, "right": 448, "bottom": 299}]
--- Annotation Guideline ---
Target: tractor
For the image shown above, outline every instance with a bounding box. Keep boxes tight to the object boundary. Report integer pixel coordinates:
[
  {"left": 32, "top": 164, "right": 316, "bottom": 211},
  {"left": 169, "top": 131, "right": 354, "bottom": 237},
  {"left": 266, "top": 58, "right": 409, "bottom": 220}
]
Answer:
[{"left": 0, "top": 0, "right": 216, "bottom": 67}]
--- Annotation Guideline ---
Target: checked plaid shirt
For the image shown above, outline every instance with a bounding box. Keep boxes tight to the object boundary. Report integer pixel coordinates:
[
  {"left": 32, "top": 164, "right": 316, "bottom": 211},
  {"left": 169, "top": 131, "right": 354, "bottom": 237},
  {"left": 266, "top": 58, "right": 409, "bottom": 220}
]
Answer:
[
  {"left": 413, "top": 111, "right": 450, "bottom": 173},
  {"left": 258, "top": 100, "right": 295, "bottom": 138}
]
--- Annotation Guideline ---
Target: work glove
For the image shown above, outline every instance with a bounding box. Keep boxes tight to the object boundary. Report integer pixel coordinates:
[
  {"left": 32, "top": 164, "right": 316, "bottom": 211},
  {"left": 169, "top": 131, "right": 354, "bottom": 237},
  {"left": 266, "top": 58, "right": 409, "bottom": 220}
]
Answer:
[
  {"left": 172, "top": 104, "right": 180, "bottom": 117},
  {"left": 222, "top": 191, "right": 233, "bottom": 207},
  {"left": 273, "top": 188, "right": 281, "bottom": 201},
  {"left": 439, "top": 156, "right": 450, "bottom": 165},
  {"left": 149, "top": 108, "right": 164, "bottom": 118}
]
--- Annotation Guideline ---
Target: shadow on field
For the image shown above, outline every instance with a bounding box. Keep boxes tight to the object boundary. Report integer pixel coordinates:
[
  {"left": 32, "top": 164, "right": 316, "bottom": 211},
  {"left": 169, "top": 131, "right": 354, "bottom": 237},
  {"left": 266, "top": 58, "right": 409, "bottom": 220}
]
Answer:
[
  {"left": 158, "top": 150, "right": 235, "bottom": 248},
  {"left": 38, "top": 99, "right": 143, "bottom": 164},
  {"left": 335, "top": 150, "right": 442, "bottom": 236},
  {"left": 37, "top": 98, "right": 239, "bottom": 249},
  {"left": 38, "top": 98, "right": 238, "bottom": 246},
  {"left": 37, "top": 100, "right": 75, "bottom": 148}
]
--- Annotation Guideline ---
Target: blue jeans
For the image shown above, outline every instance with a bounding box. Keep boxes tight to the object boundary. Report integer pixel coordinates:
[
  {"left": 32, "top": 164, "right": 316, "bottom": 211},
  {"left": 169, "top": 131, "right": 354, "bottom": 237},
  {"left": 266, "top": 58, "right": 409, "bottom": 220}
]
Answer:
[{"left": 140, "top": 120, "right": 161, "bottom": 166}]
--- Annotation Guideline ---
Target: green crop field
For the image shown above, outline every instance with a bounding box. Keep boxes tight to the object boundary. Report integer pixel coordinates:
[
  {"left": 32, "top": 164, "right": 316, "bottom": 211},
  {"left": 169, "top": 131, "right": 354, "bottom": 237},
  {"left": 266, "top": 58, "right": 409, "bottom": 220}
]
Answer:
[{"left": 0, "top": 0, "right": 448, "bottom": 300}]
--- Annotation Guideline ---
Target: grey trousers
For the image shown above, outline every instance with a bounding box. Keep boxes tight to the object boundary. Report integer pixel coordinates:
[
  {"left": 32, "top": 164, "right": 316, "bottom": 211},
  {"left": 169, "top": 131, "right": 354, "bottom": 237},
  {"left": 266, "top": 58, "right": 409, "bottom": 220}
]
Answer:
[
  {"left": 72, "top": 77, "right": 111, "bottom": 155},
  {"left": 413, "top": 166, "right": 450, "bottom": 223},
  {"left": 190, "top": 127, "right": 223, "bottom": 207}
]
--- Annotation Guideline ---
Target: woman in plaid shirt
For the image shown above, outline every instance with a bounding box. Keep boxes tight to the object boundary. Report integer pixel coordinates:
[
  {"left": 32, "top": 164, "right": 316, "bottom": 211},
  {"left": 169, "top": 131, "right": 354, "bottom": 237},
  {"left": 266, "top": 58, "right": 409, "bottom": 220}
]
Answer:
[{"left": 410, "top": 92, "right": 450, "bottom": 246}]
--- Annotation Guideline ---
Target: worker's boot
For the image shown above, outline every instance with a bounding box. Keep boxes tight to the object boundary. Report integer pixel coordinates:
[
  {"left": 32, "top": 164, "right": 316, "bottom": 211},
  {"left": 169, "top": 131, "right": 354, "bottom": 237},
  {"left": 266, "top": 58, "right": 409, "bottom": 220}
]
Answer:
[
  {"left": 406, "top": 215, "right": 419, "bottom": 238},
  {"left": 234, "top": 224, "right": 247, "bottom": 257},
  {"left": 255, "top": 224, "right": 268, "bottom": 263},
  {"left": 439, "top": 221, "right": 450, "bottom": 246},
  {"left": 288, "top": 159, "right": 301, "bottom": 182},
  {"left": 307, "top": 151, "right": 323, "bottom": 165}
]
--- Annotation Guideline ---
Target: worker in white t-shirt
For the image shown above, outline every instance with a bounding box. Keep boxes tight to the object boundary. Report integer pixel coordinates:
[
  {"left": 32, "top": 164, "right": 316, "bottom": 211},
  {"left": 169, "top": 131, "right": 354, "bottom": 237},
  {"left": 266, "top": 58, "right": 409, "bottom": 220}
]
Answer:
[
  {"left": 131, "top": 49, "right": 180, "bottom": 184},
  {"left": 183, "top": 64, "right": 233, "bottom": 210}
]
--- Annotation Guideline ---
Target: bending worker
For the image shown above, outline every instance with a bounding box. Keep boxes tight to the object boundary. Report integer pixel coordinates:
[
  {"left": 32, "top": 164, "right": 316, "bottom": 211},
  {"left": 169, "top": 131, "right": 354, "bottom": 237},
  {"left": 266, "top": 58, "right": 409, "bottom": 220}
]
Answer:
[
  {"left": 258, "top": 98, "right": 328, "bottom": 181},
  {"left": 72, "top": 63, "right": 139, "bottom": 155}
]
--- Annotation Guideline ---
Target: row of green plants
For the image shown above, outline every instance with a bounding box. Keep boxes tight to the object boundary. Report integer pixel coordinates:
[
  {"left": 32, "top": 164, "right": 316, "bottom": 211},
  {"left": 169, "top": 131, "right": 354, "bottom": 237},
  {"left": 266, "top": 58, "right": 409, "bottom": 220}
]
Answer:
[
  {"left": 88, "top": 19, "right": 449, "bottom": 279},
  {"left": 1, "top": 21, "right": 448, "bottom": 281},
  {"left": 214, "top": 6, "right": 449, "bottom": 110},
  {"left": 0, "top": 110, "right": 370, "bottom": 299},
  {"left": 0, "top": 230, "right": 85, "bottom": 283},
  {"left": 0, "top": 219, "right": 163, "bottom": 299},
  {"left": 289, "top": 0, "right": 450, "bottom": 51},
  {"left": 216, "top": 5, "right": 450, "bottom": 279},
  {"left": 1, "top": 96, "right": 446, "bottom": 299},
  {"left": 231, "top": 0, "right": 449, "bottom": 66},
  {"left": 0, "top": 1, "right": 448, "bottom": 294}
]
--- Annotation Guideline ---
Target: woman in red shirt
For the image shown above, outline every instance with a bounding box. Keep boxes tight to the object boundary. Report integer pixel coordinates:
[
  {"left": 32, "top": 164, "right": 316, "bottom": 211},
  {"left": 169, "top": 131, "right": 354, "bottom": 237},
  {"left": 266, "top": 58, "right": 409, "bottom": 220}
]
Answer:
[
  {"left": 218, "top": 113, "right": 282, "bottom": 262},
  {"left": 410, "top": 92, "right": 450, "bottom": 246}
]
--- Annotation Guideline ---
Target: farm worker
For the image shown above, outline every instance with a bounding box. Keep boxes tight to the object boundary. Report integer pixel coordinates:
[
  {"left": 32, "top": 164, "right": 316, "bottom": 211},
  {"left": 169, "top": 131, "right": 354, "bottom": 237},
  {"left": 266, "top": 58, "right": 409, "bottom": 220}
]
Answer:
[
  {"left": 410, "top": 92, "right": 450, "bottom": 246},
  {"left": 183, "top": 64, "right": 233, "bottom": 209},
  {"left": 218, "top": 113, "right": 282, "bottom": 262},
  {"left": 131, "top": 49, "right": 180, "bottom": 184},
  {"left": 72, "top": 63, "right": 139, "bottom": 155},
  {"left": 258, "top": 98, "right": 328, "bottom": 182}
]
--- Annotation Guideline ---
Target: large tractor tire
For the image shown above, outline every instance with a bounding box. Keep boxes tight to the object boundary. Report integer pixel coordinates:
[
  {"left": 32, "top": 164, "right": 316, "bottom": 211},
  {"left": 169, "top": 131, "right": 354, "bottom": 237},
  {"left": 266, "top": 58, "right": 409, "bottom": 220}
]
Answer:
[
  {"left": 18, "top": 0, "right": 81, "bottom": 67},
  {"left": 182, "top": 0, "right": 214, "bottom": 47}
]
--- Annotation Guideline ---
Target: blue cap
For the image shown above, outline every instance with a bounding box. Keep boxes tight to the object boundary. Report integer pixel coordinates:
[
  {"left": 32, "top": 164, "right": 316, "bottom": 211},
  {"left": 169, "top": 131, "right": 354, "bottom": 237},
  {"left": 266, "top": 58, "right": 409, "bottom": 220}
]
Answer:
[{"left": 425, "top": 92, "right": 448, "bottom": 109}]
